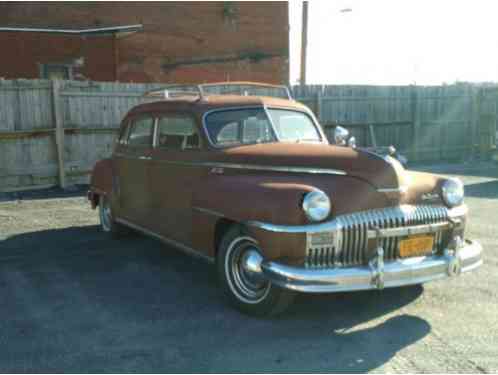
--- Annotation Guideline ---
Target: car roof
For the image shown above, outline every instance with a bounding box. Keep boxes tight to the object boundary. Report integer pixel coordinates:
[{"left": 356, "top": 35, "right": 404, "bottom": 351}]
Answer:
[{"left": 126, "top": 94, "right": 310, "bottom": 117}]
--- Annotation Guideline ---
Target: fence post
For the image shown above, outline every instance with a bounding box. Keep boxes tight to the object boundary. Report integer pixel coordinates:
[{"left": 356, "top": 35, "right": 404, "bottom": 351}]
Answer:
[
  {"left": 368, "top": 124, "right": 377, "bottom": 147},
  {"left": 51, "top": 79, "right": 66, "bottom": 189},
  {"left": 410, "top": 85, "right": 420, "bottom": 163}
]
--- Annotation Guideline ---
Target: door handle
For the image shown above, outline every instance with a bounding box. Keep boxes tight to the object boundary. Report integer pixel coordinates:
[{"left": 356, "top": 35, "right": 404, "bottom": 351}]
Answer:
[{"left": 138, "top": 156, "right": 152, "bottom": 160}]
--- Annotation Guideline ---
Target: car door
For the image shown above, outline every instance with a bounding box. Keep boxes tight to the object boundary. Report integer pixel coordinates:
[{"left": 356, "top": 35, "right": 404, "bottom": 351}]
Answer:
[
  {"left": 117, "top": 115, "right": 155, "bottom": 227},
  {"left": 147, "top": 112, "right": 204, "bottom": 246}
]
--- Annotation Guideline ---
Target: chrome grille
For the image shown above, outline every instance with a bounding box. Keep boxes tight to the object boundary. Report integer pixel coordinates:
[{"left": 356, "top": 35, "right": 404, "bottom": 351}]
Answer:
[{"left": 305, "top": 205, "right": 449, "bottom": 268}]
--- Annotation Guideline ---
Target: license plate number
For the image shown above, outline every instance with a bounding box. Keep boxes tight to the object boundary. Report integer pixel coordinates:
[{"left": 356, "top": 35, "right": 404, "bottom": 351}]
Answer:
[{"left": 399, "top": 235, "right": 434, "bottom": 258}]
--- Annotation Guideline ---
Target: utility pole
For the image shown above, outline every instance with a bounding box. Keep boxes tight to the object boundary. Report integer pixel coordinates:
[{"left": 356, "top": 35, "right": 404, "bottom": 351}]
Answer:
[{"left": 300, "top": 1, "right": 308, "bottom": 86}]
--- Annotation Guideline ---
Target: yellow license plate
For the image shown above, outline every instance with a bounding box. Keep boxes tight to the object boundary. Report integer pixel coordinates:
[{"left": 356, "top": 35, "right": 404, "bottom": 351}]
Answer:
[{"left": 399, "top": 235, "right": 434, "bottom": 258}]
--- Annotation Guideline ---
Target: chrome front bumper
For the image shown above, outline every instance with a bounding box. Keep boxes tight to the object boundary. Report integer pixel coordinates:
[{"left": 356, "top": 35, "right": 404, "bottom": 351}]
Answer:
[{"left": 260, "top": 239, "right": 483, "bottom": 293}]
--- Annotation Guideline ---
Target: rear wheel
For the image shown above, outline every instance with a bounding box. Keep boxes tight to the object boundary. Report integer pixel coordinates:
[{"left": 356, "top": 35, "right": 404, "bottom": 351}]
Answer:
[
  {"left": 98, "top": 195, "right": 129, "bottom": 237},
  {"left": 217, "top": 225, "right": 295, "bottom": 316}
]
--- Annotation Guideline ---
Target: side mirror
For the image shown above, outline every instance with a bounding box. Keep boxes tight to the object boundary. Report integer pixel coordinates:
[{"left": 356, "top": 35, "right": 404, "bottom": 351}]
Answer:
[{"left": 334, "top": 126, "right": 349, "bottom": 146}]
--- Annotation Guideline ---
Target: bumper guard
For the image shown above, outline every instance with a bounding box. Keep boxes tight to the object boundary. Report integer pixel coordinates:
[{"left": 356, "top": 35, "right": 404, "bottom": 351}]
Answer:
[{"left": 260, "top": 239, "right": 482, "bottom": 293}]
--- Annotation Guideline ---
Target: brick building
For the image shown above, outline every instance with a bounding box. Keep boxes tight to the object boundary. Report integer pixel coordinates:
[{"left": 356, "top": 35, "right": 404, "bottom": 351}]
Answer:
[{"left": 0, "top": 2, "right": 289, "bottom": 84}]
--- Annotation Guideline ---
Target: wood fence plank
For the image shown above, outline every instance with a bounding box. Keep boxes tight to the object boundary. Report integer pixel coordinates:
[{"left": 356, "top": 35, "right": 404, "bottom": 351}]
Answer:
[{"left": 51, "top": 80, "right": 66, "bottom": 188}]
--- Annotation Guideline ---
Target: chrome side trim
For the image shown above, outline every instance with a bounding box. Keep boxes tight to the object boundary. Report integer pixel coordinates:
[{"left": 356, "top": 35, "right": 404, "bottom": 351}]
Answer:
[
  {"left": 377, "top": 186, "right": 408, "bottom": 193},
  {"left": 260, "top": 239, "right": 483, "bottom": 293},
  {"left": 0, "top": 24, "right": 143, "bottom": 35},
  {"left": 246, "top": 219, "right": 341, "bottom": 234},
  {"left": 112, "top": 153, "right": 347, "bottom": 176},
  {"left": 204, "top": 162, "right": 346, "bottom": 175},
  {"left": 115, "top": 217, "right": 214, "bottom": 264},
  {"left": 247, "top": 204, "right": 467, "bottom": 234},
  {"left": 192, "top": 207, "right": 224, "bottom": 218}
]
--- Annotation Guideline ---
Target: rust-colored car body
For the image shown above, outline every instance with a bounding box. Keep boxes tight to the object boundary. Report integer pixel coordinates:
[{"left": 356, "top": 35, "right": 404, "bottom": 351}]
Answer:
[{"left": 88, "top": 84, "right": 482, "bottom": 301}]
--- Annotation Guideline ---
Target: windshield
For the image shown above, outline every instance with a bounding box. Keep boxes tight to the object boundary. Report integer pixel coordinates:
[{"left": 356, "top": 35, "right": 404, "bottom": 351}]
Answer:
[{"left": 204, "top": 108, "right": 322, "bottom": 147}]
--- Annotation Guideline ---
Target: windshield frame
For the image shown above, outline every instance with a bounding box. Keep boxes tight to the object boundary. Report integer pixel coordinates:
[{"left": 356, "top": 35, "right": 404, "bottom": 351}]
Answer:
[{"left": 202, "top": 105, "right": 328, "bottom": 149}]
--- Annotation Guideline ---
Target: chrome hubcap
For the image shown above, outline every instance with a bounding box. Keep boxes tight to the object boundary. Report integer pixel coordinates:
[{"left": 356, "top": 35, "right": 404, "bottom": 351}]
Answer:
[
  {"left": 241, "top": 249, "right": 264, "bottom": 283},
  {"left": 225, "top": 237, "right": 270, "bottom": 304},
  {"left": 100, "top": 197, "right": 112, "bottom": 231}
]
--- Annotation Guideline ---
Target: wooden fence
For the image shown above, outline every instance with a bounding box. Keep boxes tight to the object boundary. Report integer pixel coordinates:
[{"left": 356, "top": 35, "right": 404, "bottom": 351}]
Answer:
[
  {"left": 293, "top": 84, "right": 496, "bottom": 163},
  {"left": 0, "top": 79, "right": 163, "bottom": 191},
  {"left": 0, "top": 79, "right": 497, "bottom": 192}
]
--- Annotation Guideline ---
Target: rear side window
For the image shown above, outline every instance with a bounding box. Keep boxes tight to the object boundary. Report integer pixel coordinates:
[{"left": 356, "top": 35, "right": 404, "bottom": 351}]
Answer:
[
  {"left": 157, "top": 115, "right": 199, "bottom": 150},
  {"left": 127, "top": 117, "right": 154, "bottom": 146}
]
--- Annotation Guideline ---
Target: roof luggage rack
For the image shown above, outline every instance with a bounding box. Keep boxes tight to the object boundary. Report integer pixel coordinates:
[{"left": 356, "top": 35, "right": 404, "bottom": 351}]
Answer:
[{"left": 143, "top": 82, "right": 292, "bottom": 101}]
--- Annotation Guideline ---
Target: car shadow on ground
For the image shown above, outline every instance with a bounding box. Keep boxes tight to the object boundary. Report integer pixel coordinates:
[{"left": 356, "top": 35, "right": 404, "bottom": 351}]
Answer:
[
  {"left": 0, "top": 184, "right": 88, "bottom": 203},
  {"left": 412, "top": 161, "right": 498, "bottom": 179},
  {"left": 464, "top": 180, "right": 498, "bottom": 199},
  {"left": 0, "top": 225, "right": 430, "bottom": 373}
]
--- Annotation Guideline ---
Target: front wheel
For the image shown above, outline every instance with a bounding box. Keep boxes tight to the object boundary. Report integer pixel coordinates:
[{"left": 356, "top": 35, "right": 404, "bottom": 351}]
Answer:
[{"left": 217, "top": 225, "right": 295, "bottom": 316}]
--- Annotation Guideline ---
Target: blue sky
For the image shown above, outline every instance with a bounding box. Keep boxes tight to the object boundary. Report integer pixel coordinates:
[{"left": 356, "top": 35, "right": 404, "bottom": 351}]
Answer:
[{"left": 289, "top": 0, "right": 498, "bottom": 85}]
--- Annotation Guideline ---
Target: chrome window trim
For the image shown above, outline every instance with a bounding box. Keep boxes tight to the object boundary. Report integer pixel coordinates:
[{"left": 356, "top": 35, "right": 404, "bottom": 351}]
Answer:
[
  {"left": 262, "top": 105, "right": 281, "bottom": 142},
  {"left": 152, "top": 117, "right": 158, "bottom": 148},
  {"left": 117, "top": 119, "right": 131, "bottom": 145},
  {"left": 202, "top": 105, "right": 328, "bottom": 149}
]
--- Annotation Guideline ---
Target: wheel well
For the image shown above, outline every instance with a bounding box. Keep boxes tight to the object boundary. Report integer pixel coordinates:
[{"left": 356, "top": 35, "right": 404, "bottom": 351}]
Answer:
[
  {"left": 214, "top": 218, "right": 236, "bottom": 256},
  {"left": 89, "top": 191, "right": 100, "bottom": 209}
]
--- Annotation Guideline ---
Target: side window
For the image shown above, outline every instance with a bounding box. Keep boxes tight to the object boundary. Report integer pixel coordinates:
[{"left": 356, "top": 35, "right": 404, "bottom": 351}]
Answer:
[
  {"left": 216, "top": 122, "right": 239, "bottom": 144},
  {"left": 127, "top": 117, "right": 154, "bottom": 146},
  {"left": 157, "top": 115, "right": 199, "bottom": 150}
]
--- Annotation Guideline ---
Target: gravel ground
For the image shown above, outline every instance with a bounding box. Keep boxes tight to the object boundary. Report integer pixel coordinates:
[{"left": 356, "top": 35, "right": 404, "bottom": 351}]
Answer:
[{"left": 0, "top": 162, "right": 497, "bottom": 373}]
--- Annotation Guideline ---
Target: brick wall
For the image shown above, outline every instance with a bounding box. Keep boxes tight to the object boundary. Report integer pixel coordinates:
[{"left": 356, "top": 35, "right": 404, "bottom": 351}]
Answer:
[
  {"left": 0, "top": 2, "right": 289, "bottom": 84},
  {"left": 0, "top": 32, "right": 116, "bottom": 81}
]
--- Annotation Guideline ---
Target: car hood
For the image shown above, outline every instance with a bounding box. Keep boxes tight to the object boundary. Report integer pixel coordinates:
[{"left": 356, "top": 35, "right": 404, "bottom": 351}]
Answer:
[{"left": 213, "top": 142, "right": 407, "bottom": 190}]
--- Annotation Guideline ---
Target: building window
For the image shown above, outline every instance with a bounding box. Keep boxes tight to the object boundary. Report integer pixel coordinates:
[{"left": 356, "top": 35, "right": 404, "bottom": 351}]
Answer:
[{"left": 39, "top": 64, "right": 73, "bottom": 80}]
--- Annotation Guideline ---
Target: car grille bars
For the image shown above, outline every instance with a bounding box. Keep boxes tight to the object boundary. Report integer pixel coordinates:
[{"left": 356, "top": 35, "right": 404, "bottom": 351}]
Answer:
[{"left": 306, "top": 205, "right": 449, "bottom": 268}]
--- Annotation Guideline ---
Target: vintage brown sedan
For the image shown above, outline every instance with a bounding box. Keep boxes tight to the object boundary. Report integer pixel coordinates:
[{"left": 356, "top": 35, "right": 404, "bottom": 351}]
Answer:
[{"left": 88, "top": 82, "right": 483, "bottom": 316}]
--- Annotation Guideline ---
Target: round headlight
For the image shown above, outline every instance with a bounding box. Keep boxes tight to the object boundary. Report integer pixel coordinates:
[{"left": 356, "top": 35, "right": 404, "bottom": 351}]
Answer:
[
  {"left": 302, "top": 190, "right": 331, "bottom": 222},
  {"left": 441, "top": 178, "right": 464, "bottom": 207}
]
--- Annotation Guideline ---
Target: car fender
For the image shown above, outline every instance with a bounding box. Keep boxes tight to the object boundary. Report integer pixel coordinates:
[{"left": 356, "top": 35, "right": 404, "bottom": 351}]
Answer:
[
  {"left": 190, "top": 173, "right": 389, "bottom": 260},
  {"left": 192, "top": 174, "right": 315, "bottom": 226},
  {"left": 88, "top": 158, "right": 115, "bottom": 207},
  {"left": 191, "top": 174, "right": 315, "bottom": 260}
]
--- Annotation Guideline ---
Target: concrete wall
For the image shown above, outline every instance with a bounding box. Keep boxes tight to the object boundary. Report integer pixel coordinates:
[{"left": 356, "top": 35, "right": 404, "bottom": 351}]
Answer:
[{"left": 0, "top": 2, "right": 289, "bottom": 84}]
